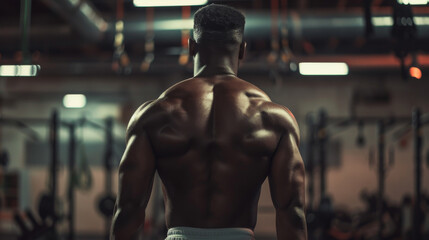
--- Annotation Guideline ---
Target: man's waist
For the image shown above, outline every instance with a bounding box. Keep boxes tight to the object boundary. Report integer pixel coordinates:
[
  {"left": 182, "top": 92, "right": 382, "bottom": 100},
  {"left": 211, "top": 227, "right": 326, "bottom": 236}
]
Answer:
[{"left": 166, "top": 226, "right": 255, "bottom": 240}]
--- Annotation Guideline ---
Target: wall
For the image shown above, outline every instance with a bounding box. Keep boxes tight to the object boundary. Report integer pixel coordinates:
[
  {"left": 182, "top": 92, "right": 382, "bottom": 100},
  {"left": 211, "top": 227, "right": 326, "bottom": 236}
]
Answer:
[{"left": 1, "top": 72, "right": 429, "bottom": 237}]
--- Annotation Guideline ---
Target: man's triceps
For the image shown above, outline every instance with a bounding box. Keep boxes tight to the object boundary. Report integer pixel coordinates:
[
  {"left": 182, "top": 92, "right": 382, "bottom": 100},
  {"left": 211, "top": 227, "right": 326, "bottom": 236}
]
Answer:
[
  {"left": 111, "top": 132, "right": 156, "bottom": 239},
  {"left": 269, "top": 126, "right": 307, "bottom": 238}
]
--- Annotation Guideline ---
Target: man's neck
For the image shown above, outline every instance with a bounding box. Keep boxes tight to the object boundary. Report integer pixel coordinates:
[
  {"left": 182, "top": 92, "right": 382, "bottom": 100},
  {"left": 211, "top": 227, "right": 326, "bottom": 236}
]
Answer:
[
  {"left": 193, "top": 55, "right": 238, "bottom": 78},
  {"left": 193, "top": 65, "right": 236, "bottom": 78}
]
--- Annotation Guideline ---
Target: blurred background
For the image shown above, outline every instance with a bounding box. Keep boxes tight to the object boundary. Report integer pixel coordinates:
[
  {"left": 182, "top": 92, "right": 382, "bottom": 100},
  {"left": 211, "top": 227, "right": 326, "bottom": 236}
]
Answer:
[{"left": 0, "top": 0, "right": 429, "bottom": 239}]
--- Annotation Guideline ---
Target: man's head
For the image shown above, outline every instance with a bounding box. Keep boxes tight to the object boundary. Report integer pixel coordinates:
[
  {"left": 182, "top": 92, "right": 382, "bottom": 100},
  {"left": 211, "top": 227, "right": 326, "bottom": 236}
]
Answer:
[
  {"left": 193, "top": 4, "right": 245, "bottom": 44},
  {"left": 190, "top": 4, "right": 246, "bottom": 59}
]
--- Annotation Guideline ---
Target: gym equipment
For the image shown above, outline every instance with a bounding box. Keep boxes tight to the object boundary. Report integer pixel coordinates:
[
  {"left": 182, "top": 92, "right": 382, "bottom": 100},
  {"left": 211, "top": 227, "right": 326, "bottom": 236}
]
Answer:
[
  {"left": 34, "top": 110, "right": 63, "bottom": 240},
  {"left": 0, "top": 150, "right": 7, "bottom": 209},
  {"left": 267, "top": 0, "right": 280, "bottom": 65},
  {"left": 142, "top": 7, "right": 155, "bottom": 71},
  {"left": 96, "top": 117, "right": 117, "bottom": 240},
  {"left": 0, "top": 150, "right": 9, "bottom": 167},
  {"left": 388, "top": 145, "right": 395, "bottom": 167},
  {"left": 14, "top": 209, "right": 52, "bottom": 240},
  {"left": 20, "top": 0, "right": 32, "bottom": 64},
  {"left": 112, "top": 0, "right": 131, "bottom": 75},
  {"left": 67, "top": 123, "right": 76, "bottom": 240},
  {"left": 317, "top": 110, "right": 328, "bottom": 203},
  {"left": 356, "top": 120, "right": 366, "bottom": 147},
  {"left": 369, "top": 146, "right": 375, "bottom": 168},
  {"left": 412, "top": 108, "right": 422, "bottom": 240},
  {"left": 376, "top": 120, "right": 386, "bottom": 240},
  {"left": 0, "top": 118, "right": 40, "bottom": 141},
  {"left": 305, "top": 114, "right": 316, "bottom": 211},
  {"left": 426, "top": 149, "right": 429, "bottom": 168},
  {"left": 4, "top": 112, "right": 118, "bottom": 240},
  {"left": 37, "top": 193, "right": 56, "bottom": 222},
  {"left": 279, "top": 0, "right": 294, "bottom": 68},
  {"left": 178, "top": 6, "right": 191, "bottom": 66},
  {"left": 75, "top": 116, "right": 121, "bottom": 224},
  {"left": 98, "top": 194, "right": 116, "bottom": 217},
  {"left": 363, "top": 0, "right": 374, "bottom": 37},
  {"left": 72, "top": 122, "right": 93, "bottom": 191},
  {"left": 391, "top": 1, "right": 417, "bottom": 80},
  {"left": 14, "top": 212, "right": 32, "bottom": 240},
  {"left": 38, "top": 110, "right": 60, "bottom": 228},
  {"left": 310, "top": 110, "right": 413, "bottom": 240}
]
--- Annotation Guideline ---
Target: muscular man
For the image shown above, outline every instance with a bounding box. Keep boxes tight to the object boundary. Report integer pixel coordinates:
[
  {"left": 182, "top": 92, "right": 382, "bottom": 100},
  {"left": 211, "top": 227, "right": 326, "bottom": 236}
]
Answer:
[{"left": 111, "top": 4, "right": 306, "bottom": 240}]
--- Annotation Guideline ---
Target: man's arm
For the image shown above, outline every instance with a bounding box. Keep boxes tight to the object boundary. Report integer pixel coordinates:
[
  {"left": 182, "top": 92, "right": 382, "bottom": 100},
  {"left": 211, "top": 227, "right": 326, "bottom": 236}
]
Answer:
[
  {"left": 268, "top": 115, "right": 307, "bottom": 240},
  {"left": 110, "top": 111, "right": 156, "bottom": 240}
]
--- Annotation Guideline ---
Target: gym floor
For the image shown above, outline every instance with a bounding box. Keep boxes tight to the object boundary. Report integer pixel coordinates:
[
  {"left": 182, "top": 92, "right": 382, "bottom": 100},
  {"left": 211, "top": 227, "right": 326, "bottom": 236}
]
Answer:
[{"left": 1, "top": 0, "right": 429, "bottom": 240}]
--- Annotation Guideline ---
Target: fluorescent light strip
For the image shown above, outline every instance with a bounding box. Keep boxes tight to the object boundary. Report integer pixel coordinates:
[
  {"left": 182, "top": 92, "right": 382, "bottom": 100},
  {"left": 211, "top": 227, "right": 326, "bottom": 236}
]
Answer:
[
  {"left": 372, "top": 17, "right": 394, "bottom": 27},
  {"left": 398, "top": 0, "right": 428, "bottom": 5},
  {"left": 63, "top": 94, "right": 87, "bottom": 109},
  {"left": 372, "top": 16, "right": 429, "bottom": 26},
  {"left": 134, "top": 0, "right": 208, "bottom": 7},
  {"left": 156, "top": 19, "right": 194, "bottom": 30},
  {"left": 0, "top": 65, "right": 40, "bottom": 77},
  {"left": 299, "top": 62, "right": 349, "bottom": 76}
]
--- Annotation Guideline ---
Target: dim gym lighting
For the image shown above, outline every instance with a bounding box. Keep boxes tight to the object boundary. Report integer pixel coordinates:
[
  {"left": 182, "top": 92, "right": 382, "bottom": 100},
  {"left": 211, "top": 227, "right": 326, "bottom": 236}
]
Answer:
[
  {"left": 397, "top": 0, "right": 428, "bottom": 5},
  {"left": 298, "top": 62, "right": 349, "bottom": 76},
  {"left": 0, "top": 65, "right": 40, "bottom": 77},
  {"left": 409, "top": 67, "right": 422, "bottom": 79},
  {"left": 63, "top": 94, "right": 87, "bottom": 109},
  {"left": 133, "top": 0, "right": 208, "bottom": 7}
]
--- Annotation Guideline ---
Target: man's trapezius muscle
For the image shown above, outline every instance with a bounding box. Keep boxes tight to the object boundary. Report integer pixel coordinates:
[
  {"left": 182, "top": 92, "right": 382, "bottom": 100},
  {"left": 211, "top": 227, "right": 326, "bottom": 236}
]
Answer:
[{"left": 111, "top": 4, "right": 306, "bottom": 240}]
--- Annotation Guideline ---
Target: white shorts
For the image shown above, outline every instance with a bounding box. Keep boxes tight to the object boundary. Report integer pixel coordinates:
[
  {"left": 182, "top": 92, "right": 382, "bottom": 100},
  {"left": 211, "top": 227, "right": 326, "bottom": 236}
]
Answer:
[{"left": 166, "top": 227, "right": 255, "bottom": 240}]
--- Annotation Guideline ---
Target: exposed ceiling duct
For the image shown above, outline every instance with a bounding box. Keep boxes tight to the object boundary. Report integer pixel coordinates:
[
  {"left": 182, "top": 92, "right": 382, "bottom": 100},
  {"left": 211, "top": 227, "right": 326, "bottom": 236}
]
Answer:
[
  {"left": 1, "top": 9, "right": 428, "bottom": 48},
  {"left": 39, "top": 0, "right": 108, "bottom": 42},
  {"left": 0, "top": 9, "right": 429, "bottom": 46},
  {"left": 110, "top": 8, "right": 429, "bottom": 43},
  {"left": 119, "top": 10, "right": 429, "bottom": 43}
]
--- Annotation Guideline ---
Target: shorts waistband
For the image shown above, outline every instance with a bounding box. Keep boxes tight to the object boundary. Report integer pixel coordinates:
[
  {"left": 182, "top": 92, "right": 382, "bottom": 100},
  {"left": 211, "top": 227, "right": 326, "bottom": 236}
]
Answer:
[{"left": 166, "top": 226, "right": 255, "bottom": 240}]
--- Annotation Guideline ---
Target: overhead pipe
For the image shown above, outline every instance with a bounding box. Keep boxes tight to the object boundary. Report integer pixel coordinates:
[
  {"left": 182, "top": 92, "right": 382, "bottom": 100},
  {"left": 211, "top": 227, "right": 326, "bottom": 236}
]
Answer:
[
  {"left": 39, "top": 0, "right": 108, "bottom": 42},
  {"left": 117, "top": 10, "right": 429, "bottom": 43},
  {"left": 1, "top": 9, "right": 429, "bottom": 47}
]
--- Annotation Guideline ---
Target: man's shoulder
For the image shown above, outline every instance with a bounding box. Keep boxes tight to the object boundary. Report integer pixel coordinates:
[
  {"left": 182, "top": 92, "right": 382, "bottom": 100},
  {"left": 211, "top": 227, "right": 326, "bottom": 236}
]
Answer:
[
  {"left": 125, "top": 100, "right": 157, "bottom": 140},
  {"left": 126, "top": 97, "right": 177, "bottom": 140},
  {"left": 259, "top": 102, "right": 300, "bottom": 143},
  {"left": 125, "top": 82, "right": 192, "bottom": 140}
]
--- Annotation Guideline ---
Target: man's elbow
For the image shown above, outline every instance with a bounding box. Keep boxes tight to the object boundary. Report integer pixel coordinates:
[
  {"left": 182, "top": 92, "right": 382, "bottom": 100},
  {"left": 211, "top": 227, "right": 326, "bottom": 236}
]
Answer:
[
  {"left": 277, "top": 203, "right": 306, "bottom": 230},
  {"left": 110, "top": 205, "right": 145, "bottom": 240},
  {"left": 290, "top": 205, "right": 306, "bottom": 230}
]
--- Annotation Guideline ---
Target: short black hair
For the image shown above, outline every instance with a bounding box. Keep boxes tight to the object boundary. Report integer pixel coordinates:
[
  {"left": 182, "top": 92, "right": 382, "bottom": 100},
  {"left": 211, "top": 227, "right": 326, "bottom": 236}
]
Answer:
[{"left": 193, "top": 4, "right": 245, "bottom": 44}]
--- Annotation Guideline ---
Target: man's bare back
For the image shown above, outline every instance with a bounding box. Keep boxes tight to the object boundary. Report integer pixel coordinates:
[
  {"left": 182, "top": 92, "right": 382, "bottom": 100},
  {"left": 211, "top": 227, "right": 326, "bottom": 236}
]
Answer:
[
  {"left": 111, "top": 4, "right": 306, "bottom": 240},
  {"left": 112, "top": 76, "right": 306, "bottom": 239}
]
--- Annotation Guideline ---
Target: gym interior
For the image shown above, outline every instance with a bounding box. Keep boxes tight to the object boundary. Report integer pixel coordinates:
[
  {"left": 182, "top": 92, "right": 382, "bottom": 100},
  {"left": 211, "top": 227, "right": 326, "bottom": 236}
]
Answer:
[{"left": 1, "top": 0, "right": 429, "bottom": 239}]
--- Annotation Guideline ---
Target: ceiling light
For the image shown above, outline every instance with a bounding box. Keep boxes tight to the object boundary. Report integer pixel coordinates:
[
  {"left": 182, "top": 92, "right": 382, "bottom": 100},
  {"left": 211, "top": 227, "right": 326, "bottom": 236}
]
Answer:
[
  {"left": 0, "top": 65, "right": 40, "bottom": 77},
  {"left": 372, "top": 16, "right": 429, "bottom": 26},
  {"left": 133, "top": 0, "right": 208, "bottom": 7},
  {"left": 156, "top": 19, "right": 194, "bottom": 30},
  {"left": 409, "top": 67, "right": 422, "bottom": 79},
  {"left": 299, "top": 62, "right": 349, "bottom": 76},
  {"left": 63, "top": 94, "right": 87, "bottom": 108},
  {"left": 398, "top": 0, "right": 428, "bottom": 5}
]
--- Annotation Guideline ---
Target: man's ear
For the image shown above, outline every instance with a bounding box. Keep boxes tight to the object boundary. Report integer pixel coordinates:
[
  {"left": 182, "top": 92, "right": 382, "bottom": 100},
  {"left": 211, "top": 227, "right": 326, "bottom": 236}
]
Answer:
[
  {"left": 239, "top": 41, "right": 247, "bottom": 60},
  {"left": 188, "top": 38, "right": 198, "bottom": 57}
]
